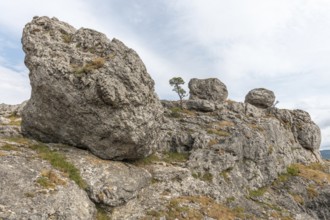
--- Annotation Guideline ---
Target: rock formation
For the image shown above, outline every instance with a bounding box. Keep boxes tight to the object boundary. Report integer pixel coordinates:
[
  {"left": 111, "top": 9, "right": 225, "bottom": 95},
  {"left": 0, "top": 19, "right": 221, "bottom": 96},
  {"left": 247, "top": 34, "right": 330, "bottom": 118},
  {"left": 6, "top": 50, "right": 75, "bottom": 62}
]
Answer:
[
  {"left": 21, "top": 16, "right": 163, "bottom": 160},
  {"left": 188, "top": 78, "right": 228, "bottom": 102},
  {"left": 0, "top": 16, "right": 329, "bottom": 220},
  {"left": 245, "top": 88, "right": 275, "bottom": 108}
]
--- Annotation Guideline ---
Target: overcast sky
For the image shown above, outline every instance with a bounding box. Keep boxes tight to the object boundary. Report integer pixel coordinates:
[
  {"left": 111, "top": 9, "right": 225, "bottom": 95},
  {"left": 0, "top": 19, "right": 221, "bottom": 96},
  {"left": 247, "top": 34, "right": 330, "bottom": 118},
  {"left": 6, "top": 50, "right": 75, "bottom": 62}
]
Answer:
[{"left": 0, "top": 0, "right": 329, "bottom": 150}]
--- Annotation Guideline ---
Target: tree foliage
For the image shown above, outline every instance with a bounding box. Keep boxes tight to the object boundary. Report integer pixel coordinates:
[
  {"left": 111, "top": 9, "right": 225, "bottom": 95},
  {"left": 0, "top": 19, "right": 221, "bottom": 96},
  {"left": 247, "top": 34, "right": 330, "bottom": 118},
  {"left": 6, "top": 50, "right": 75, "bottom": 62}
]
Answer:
[{"left": 169, "top": 77, "right": 187, "bottom": 108}]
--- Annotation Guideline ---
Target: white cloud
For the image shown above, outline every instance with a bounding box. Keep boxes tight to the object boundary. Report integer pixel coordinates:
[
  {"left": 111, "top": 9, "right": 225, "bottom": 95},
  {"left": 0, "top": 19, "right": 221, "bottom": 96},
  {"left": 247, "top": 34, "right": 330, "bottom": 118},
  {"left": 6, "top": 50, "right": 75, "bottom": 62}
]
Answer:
[{"left": 0, "top": 65, "right": 30, "bottom": 104}]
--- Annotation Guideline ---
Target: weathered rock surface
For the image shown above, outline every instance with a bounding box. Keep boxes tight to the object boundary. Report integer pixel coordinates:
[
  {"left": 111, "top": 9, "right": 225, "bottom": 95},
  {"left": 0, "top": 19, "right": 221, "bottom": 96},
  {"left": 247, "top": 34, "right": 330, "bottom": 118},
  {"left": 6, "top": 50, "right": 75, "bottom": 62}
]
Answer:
[
  {"left": 0, "top": 101, "right": 26, "bottom": 117},
  {"left": 53, "top": 145, "right": 152, "bottom": 207},
  {"left": 245, "top": 88, "right": 275, "bottom": 108},
  {"left": 0, "top": 141, "right": 96, "bottom": 220},
  {"left": 0, "top": 103, "right": 24, "bottom": 137},
  {"left": 21, "top": 16, "right": 163, "bottom": 160},
  {"left": 188, "top": 78, "right": 228, "bottom": 102},
  {"left": 291, "top": 109, "right": 322, "bottom": 150}
]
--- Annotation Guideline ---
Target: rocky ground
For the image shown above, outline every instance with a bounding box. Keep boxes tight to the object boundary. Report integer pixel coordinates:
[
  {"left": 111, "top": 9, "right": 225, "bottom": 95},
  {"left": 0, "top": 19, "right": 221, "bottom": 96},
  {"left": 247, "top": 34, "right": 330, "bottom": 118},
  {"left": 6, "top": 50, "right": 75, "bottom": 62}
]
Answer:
[{"left": 1, "top": 101, "right": 329, "bottom": 220}]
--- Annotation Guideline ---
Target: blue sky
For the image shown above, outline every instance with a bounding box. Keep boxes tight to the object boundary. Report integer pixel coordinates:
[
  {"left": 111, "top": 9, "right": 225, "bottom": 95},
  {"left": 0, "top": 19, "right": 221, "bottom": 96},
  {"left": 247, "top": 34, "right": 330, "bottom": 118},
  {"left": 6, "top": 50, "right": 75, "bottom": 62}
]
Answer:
[{"left": 0, "top": 0, "right": 330, "bottom": 150}]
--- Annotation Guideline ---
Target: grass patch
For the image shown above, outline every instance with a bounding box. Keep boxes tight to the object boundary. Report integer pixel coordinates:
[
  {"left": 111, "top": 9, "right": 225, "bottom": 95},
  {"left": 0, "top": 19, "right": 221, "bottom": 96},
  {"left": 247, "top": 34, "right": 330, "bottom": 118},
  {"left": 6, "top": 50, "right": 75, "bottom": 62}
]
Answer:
[
  {"left": 131, "top": 154, "right": 161, "bottom": 166},
  {"left": 72, "top": 57, "right": 105, "bottom": 75},
  {"left": 291, "top": 163, "right": 330, "bottom": 185},
  {"left": 132, "top": 152, "right": 189, "bottom": 166},
  {"left": 24, "top": 192, "right": 35, "bottom": 198},
  {"left": 1, "top": 144, "right": 17, "bottom": 151},
  {"left": 287, "top": 165, "right": 299, "bottom": 176},
  {"left": 291, "top": 194, "right": 304, "bottom": 205},
  {"left": 168, "top": 107, "right": 196, "bottom": 118},
  {"left": 144, "top": 196, "right": 242, "bottom": 220},
  {"left": 208, "top": 139, "right": 218, "bottom": 146},
  {"left": 30, "top": 144, "right": 86, "bottom": 189},
  {"left": 207, "top": 129, "right": 230, "bottom": 137},
  {"left": 307, "top": 185, "right": 319, "bottom": 198},
  {"left": 192, "top": 172, "right": 213, "bottom": 182},
  {"left": 3, "top": 137, "right": 32, "bottom": 145},
  {"left": 61, "top": 34, "right": 72, "bottom": 43},
  {"left": 220, "top": 170, "right": 231, "bottom": 182},
  {"left": 96, "top": 205, "right": 110, "bottom": 220},
  {"left": 163, "top": 151, "right": 189, "bottom": 163},
  {"left": 248, "top": 187, "right": 268, "bottom": 198},
  {"left": 7, "top": 114, "right": 21, "bottom": 126}
]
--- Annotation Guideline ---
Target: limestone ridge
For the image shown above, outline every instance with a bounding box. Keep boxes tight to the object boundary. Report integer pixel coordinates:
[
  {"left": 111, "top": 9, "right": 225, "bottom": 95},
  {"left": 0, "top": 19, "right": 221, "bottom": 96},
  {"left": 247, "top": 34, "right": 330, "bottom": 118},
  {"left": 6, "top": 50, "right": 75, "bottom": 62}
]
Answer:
[
  {"left": 4, "top": 16, "right": 327, "bottom": 219},
  {"left": 21, "top": 16, "right": 163, "bottom": 160}
]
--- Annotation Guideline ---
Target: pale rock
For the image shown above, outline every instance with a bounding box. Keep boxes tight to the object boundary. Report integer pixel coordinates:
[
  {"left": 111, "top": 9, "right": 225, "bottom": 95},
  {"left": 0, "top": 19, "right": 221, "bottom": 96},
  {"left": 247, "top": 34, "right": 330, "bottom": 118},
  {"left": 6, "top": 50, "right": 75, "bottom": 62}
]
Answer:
[
  {"left": 188, "top": 78, "right": 228, "bottom": 102},
  {"left": 245, "top": 88, "right": 275, "bottom": 108},
  {"left": 21, "top": 16, "right": 163, "bottom": 160}
]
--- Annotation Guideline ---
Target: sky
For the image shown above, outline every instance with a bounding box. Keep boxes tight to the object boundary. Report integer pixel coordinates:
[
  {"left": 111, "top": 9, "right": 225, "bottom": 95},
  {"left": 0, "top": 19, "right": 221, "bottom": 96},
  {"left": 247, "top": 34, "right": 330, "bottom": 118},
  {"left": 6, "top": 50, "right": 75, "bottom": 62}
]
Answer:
[{"left": 0, "top": 0, "right": 329, "bottom": 150}]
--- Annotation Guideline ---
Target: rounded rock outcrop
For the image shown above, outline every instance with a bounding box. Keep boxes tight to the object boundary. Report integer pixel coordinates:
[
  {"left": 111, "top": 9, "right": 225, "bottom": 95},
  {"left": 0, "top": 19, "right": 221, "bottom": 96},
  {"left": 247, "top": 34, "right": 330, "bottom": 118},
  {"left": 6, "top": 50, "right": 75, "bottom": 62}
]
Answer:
[
  {"left": 244, "top": 88, "right": 275, "bottom": 108},
  {"left": 188, "top": 78, "right": 228, "bottom": 102},
  {"left": 21, "top": 16, "right": 163, "bottom": 160}
]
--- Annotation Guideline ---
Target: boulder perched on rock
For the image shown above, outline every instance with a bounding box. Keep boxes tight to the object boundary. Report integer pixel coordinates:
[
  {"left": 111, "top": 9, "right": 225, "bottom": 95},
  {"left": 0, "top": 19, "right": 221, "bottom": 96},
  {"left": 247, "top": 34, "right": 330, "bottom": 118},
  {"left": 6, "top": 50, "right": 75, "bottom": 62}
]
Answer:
[
  {"left": 21, "top": 16, "right": 163, "bottom": 160},
  {"left": 244, "top": 88, "right": 275, "bottom": 108},
  {"left": 188, "top": 78, "right": 228, "bottom": 102}
]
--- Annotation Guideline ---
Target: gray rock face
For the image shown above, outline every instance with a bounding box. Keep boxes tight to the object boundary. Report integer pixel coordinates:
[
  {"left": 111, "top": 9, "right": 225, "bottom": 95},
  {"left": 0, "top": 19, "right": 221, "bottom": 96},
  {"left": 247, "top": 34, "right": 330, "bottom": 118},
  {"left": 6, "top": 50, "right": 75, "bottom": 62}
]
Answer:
[
  {"left": 244, "top": 88, "right": 275, "bottom": 108},
  {"left": 21, "top": 16, "right": 163, "bottom": 160},
  {"left": 0, "top": 142, "right": 96, "bottom": 220},
  {"left": 291, "top": 110, "right": 321, "bottom": 150},
  {"left": 57, "top": 145, "right": 151, "bottom": 207},
  {"left": 188, "top": 78, "right": 228, "bottom": 102},
  {"left": 185, "top": 100, "right": 215, "bottom": 112}
]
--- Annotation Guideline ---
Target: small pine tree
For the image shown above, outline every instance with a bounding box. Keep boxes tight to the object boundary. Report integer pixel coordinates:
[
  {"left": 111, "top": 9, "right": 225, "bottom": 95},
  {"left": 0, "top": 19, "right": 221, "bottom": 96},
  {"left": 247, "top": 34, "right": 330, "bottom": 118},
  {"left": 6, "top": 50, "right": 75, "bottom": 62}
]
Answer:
[{"left": 169, "top": 77, "right": 187, "bottom": 108}]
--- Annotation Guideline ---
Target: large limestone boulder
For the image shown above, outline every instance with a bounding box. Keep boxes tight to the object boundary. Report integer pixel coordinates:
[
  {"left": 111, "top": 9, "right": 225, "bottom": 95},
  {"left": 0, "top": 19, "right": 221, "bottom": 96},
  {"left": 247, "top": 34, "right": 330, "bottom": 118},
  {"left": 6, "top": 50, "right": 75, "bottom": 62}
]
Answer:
[
  {"left": 21, "top": 16, "right": 163, "bottom": 160},
  {"left": 188, "top": 78, "right": 228, "bottom": 102},
  {"left": 244, "top": 88, "right": 275, "bottom": 108}
]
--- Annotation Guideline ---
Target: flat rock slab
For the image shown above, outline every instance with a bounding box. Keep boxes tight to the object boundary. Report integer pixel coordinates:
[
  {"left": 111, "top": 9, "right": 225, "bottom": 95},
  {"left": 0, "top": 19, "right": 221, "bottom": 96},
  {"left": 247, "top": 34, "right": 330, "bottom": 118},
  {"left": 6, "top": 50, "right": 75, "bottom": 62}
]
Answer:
[
  {"left": 0, "top": 146, "right": 96, "bottom": 220},
  {"left": 55, "top": 144, "right": 152, "bottom": 207}
]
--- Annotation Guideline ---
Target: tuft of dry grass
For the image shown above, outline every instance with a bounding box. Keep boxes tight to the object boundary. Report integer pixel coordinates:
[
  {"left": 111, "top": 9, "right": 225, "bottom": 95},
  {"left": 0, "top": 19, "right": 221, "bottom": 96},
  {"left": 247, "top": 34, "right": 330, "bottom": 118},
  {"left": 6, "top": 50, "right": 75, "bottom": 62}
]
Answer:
[
  {"left": 72, "top": 57, "right": 106, "bottom": 75},
  {"left": 208, "top": 139, "right": 218, "bottom": 146},
  {"left": 294, "top": 163, "right": 330, "bottom": 185},
  {"left": 144, "top": 196, "right": 243, "bottom": 220},
  {"left": 291, "top": 194, "right": 304, "bottom": 205},
  {"left": 207, "top": 129, "right": 230, "bottom": 137},
  {"left": 37, "top": 169, "right": 66, "bottom": 189}
]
